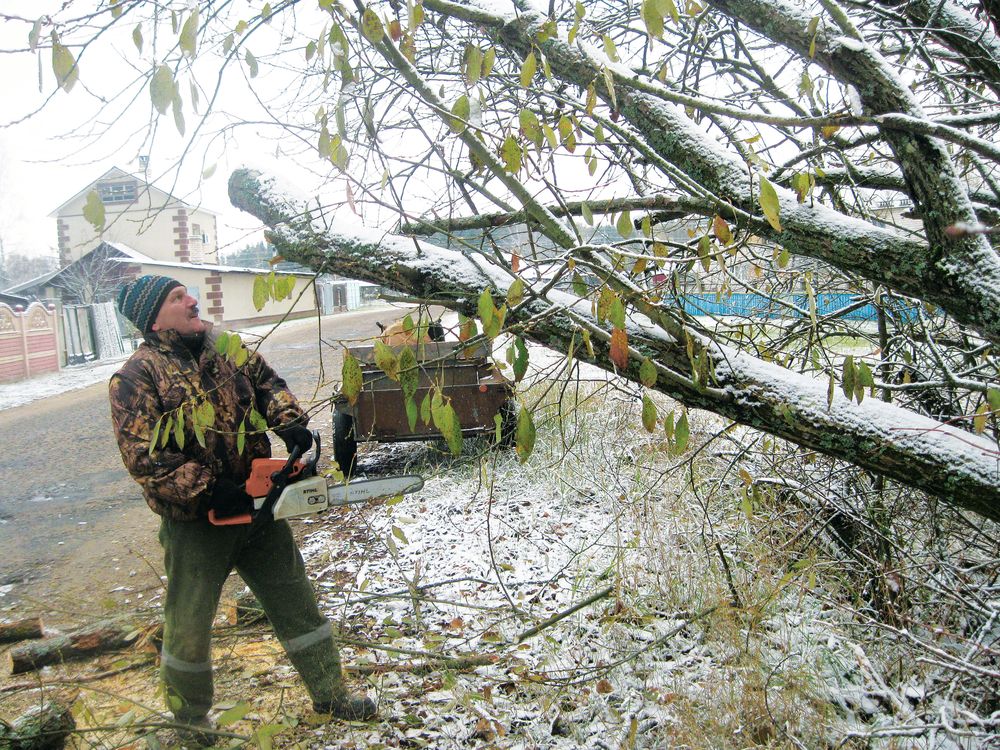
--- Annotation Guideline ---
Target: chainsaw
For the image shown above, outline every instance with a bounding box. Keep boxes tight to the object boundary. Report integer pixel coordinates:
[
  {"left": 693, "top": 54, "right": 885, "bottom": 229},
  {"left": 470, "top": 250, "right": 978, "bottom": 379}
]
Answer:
[{"left": 208, "top": 430, "right": 423, "bottom": 526}]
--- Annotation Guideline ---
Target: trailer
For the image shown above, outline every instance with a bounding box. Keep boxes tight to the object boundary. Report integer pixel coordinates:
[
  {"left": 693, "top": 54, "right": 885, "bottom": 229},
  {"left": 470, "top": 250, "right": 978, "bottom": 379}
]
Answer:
[{"left": 332, "top": 340, "right": 515, "bottom": 474}]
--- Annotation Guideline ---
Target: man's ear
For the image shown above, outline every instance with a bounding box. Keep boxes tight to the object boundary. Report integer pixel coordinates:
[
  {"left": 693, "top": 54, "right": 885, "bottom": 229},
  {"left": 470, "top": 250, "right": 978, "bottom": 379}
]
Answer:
[{"left": 150, "top": 321, "right": 160, "bottom": 332}]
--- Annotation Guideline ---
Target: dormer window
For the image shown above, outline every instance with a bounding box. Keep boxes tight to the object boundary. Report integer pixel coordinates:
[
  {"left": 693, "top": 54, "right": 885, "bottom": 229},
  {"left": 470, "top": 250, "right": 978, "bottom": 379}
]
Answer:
[{"left": 96, "top": 180, "right": 138, "bottom": 204}]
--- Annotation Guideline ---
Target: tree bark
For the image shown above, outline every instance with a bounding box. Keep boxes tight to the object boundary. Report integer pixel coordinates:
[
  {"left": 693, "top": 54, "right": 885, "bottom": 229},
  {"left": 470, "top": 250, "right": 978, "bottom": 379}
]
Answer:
[
  {"left": 0, "top": 618, "right": 44, "bottom": 645},
  {"left": 0, "top": 699, "right": 75, "bottom": 750},
  {"left": 229, "top": 167, "right": 1000, "bottom": 521}
]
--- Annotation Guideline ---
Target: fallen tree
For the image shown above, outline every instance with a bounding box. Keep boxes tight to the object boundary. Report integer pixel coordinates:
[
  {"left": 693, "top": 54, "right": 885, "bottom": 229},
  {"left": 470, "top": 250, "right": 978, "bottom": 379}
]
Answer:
[
  {"left": 230, "top": 168, "right": 1000, "bottom": 520},
  {"left": 6, "top": 619, "right": 159, "bottom": 676}
]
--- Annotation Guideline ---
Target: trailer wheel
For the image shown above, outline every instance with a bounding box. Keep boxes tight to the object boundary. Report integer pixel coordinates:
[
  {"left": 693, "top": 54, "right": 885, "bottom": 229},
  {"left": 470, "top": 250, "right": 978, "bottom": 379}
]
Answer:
[
  {"left": 333, "top": 410, "right": 358, "bottom": 476},
  {"left": 497, "top": 398, "right": 517, "bottom": 449}
]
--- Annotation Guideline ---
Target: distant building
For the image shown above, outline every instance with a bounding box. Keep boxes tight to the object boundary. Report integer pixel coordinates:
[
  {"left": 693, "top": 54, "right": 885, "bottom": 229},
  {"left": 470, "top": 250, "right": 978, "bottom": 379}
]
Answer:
[
  {"left": 51, "top": 166, "right": 221, "bottom": 267},
  {"left": 5, "top": 241, "right": 317, "bottom": 330},
  {"left": 15, "top": 165, "right": 321, "bottom": 329}
]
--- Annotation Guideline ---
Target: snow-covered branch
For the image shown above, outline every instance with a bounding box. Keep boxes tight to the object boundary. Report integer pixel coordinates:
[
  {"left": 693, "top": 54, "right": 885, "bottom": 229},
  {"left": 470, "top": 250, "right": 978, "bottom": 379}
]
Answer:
[{"left": 230, "top": 167, "right": 1000, "bottom": 521}]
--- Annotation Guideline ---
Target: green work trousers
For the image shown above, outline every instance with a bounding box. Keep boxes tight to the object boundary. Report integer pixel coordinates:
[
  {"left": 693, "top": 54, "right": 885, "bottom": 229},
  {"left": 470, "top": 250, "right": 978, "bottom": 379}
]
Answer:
[{"left": 158, "top": 514, "right": 344, "bottom": 721}]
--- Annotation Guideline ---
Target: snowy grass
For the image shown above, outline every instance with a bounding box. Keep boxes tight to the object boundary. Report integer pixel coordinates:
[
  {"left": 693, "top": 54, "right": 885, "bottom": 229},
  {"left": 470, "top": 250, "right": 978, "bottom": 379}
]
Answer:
[{"left": 278, "top": 348, "right": 994, "bottom": 749}]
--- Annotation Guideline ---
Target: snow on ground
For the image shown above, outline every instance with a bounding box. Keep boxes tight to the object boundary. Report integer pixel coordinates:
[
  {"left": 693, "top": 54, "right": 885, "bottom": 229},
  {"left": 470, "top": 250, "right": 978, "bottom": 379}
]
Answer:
[
  {"left": 274, "top": 347, "right": 941, "bottom": 749},
  {"left": 0, "top": 357, "right": 128, "bottom": 412},
  {"left": 7, "top": 311, "right": 993, "bottom": 747},
  {"left": 269, "top": 336, "right": 996, "bottom": 749}
]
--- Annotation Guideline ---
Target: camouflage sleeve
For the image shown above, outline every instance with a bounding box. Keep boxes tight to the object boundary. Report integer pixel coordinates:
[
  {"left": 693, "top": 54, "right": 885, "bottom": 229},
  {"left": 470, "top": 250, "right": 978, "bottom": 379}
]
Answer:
[
  {"left": 246, "top": 351, "right": 308, "bottom": 429},
  {"left": 109, "top": 364, "right": 213, "bottom": 515}
]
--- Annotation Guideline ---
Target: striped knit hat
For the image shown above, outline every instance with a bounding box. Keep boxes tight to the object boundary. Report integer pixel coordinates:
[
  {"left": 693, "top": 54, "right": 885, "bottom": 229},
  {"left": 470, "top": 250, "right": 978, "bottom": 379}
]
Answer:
[{"left": 116, "top": 275, "right": 182, "bottom": 333}]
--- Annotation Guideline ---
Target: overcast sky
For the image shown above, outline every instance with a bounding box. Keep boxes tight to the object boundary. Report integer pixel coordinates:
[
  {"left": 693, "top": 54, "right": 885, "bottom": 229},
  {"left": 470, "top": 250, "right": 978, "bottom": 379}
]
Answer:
[
  {"left": 0, "top": 2, "right": 314, "bottom": 261},
  {"left": 0, "top": 2, "right": 604, "bottom": 265}
]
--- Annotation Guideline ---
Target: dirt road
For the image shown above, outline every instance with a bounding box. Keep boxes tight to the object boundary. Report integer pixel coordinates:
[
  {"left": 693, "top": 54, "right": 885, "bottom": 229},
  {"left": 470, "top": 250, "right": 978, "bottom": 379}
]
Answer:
[{"left": 0, "top": 306, "right": 404, "bottom": 624}]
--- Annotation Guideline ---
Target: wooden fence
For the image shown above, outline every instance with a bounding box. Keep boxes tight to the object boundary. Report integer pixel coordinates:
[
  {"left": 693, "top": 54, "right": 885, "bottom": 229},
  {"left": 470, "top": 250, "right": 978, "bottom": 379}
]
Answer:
[{"left": 0, "top": 302, "right": 60, "bottom": 383}]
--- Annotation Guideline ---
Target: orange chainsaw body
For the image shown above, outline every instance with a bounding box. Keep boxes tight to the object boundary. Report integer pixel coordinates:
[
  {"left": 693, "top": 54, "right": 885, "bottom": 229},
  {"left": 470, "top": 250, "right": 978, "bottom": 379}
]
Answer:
[{"left": 245, "top": 457, "right": 309, "bottom": 498}]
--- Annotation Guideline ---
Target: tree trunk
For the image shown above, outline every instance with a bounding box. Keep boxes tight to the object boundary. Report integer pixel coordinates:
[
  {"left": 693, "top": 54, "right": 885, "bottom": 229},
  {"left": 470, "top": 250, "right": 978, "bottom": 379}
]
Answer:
[
  {"left": 229, "top": 168, "right": 1000, "bottom": 521},
  {"left": 0, "top": 618, "right": 44, "bottom": 645},
  {"left": 7, "top": 619, "right": 158, "bottom": 676}
]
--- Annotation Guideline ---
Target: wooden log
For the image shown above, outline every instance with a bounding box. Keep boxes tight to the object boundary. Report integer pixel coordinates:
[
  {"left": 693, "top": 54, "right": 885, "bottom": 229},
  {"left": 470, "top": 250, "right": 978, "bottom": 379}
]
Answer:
[
  {"left": 0, "top": 698, "right": 75, "bottom": 749},
  {"left": 7, "top": 619, "right": 144, "bottom": 675},
  {"left": 0, "top": 618, "right": 44, "bottom": 645},
  {"left": 223, "top": 590, "right": 267, "bottom": 626}
]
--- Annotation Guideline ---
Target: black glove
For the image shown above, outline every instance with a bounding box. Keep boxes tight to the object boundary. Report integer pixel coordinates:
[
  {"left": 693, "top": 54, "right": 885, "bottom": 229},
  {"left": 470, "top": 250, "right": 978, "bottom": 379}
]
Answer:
[
  {"left": 275, "top": 423, "right": 313, "bottom": 456},
  {"left": 209, "top": 478, "right": 253, "bottom": 517}
]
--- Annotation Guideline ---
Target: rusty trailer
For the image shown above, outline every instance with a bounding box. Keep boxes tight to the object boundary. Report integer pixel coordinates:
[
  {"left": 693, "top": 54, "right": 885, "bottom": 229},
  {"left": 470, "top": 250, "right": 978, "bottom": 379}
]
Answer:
[{"left": 332, "top": 340, "right": 514, "bottom": 474}]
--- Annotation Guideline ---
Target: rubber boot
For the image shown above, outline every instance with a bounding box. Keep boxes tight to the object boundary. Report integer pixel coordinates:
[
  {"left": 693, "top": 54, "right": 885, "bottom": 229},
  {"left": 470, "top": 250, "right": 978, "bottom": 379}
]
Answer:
[
  {"left": 311, "top": 649, "right": 377, "bottom": 720},
  {"left": 313, "top": 693, "right": 378, "bottom": 721},
  {"left": 174, "top": 714, "right": 216, "bottom": 747}
]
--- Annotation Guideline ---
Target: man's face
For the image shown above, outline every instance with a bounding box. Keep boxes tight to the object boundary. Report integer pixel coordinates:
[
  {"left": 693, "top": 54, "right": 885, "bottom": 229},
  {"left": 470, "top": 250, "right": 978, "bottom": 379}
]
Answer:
[{"left": 151, "top": 286, "right": 206, "bottom": 335}]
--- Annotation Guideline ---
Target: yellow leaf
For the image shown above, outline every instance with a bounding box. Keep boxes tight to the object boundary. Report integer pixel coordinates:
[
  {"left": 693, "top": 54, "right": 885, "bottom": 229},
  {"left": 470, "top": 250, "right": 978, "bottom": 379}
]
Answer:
[
  {"left": 974, "top": 402, "right": 989, "bottom": 434},
  {"left": 179, "top": 9, "right": 199, "bottom": 58},
  {"left": 515, "top": 407, "right": 536, "bottom": 463},
  {"left": 519, "top": 51, "right": 537, "bottom": 87},
  {"left": 361, "top": 9, "right": 384, "bottom": 42},
  {"left": 83, "top": 190, "right": 106, "bottom": 231},
  {"left": 641, "top": 393, "right": 658, "bottom": 432},
  {"left": 639, "top": 359, "right": 657, "bottom": 387},
  {"left": 758, "top": 175, "right": 782, "bottom": 232},
  {"left": 51, "top": 36, "right": 79, "bottom": 92}
]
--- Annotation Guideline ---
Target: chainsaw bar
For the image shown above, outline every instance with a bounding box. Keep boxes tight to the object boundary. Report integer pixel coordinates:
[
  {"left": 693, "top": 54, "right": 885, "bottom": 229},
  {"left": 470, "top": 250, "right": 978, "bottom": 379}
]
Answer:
[
  {"left": 269, "top": 474, "right": 424, "bottom": 520},
  {"left": 209, "top": 430, "right": 424, "bottom": 526},
  {"left": 328, "top": 475, "right": 424, "bottom": 505}
]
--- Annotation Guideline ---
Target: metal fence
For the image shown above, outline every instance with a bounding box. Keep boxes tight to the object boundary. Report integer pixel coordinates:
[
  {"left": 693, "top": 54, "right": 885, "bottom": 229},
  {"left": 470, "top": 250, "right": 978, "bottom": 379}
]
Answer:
[
  {"left": 667, "top": 293, "right": 919, "bottom": 323},
  {"left": 62, "top": 302, "right": 130, "bottom": 365}
]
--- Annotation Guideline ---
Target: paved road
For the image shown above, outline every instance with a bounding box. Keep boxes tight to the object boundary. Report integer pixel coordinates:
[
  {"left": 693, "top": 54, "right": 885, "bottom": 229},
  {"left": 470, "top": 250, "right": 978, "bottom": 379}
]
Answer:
[{"left": 0, "top": 306, "right": 403, "bottom": 621}]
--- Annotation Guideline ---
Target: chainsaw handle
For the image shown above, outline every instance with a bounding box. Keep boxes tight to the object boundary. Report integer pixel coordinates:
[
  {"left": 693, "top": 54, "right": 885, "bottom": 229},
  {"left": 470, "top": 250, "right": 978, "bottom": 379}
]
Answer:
[
  {"left": 210, "top": 430, "right": 321, "bottom": 526},
  {"left": 207, "top": 508, "right": 252, "bottom": 525},
  {"left": 270, "top": 429, "right": 319, "bottom": 484},
  {"left": 274, "top": 443, "right": 304, "bottom": 483},
  {"left": 260, "top": 430, "right": 321, "bottom": 518}
]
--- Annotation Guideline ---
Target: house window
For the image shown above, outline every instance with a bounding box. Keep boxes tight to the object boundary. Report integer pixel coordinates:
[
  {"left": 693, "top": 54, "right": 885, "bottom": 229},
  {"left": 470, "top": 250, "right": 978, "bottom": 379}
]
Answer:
[
  {"left": 96, "top": 181, "right": 138, "bottom": 204},
  {"left": 189, "top": 223, "right": 204, "bottom": 263}
]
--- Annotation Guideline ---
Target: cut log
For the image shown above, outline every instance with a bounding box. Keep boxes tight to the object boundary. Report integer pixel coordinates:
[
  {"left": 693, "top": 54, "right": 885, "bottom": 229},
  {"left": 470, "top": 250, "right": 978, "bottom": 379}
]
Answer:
[
  {"left": 7, "top": 619, "right": 150, "bottom": 675},
  {"left": 0, "top": 698, "right": 75, "bottom": 750},
  {"left": 0, "top": 618, "right": 44, "bottom": 645}
]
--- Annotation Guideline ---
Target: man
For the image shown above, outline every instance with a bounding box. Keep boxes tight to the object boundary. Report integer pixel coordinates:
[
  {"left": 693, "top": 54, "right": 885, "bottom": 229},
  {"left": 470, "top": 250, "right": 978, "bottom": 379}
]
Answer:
[{"left": 109, "top": 275, "right": 375, "bottom": 745}]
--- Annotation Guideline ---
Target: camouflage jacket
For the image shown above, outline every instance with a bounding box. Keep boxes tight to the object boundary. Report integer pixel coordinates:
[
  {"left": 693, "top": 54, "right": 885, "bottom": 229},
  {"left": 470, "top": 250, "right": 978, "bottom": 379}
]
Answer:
[{"left": 108, "top": 325, "right": 307, "bottom": 521}]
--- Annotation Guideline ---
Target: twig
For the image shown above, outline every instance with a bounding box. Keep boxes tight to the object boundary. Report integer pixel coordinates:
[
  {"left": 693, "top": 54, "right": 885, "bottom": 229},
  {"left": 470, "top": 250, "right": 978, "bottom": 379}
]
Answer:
[
  {"left": 715, "top": 541, "right": 743, "bottom": 609},
  {"left": 348, "top": 654, "right": 495, "bottom": 675},
  {"left": 0, "top": 655, "right": 156, "bottom": 694},
  {"left": 516, "top": 586, "right": 615, "bottom": 643},
  {"left": 336, "top": 634, "right": 495, "bottom": 664}
]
